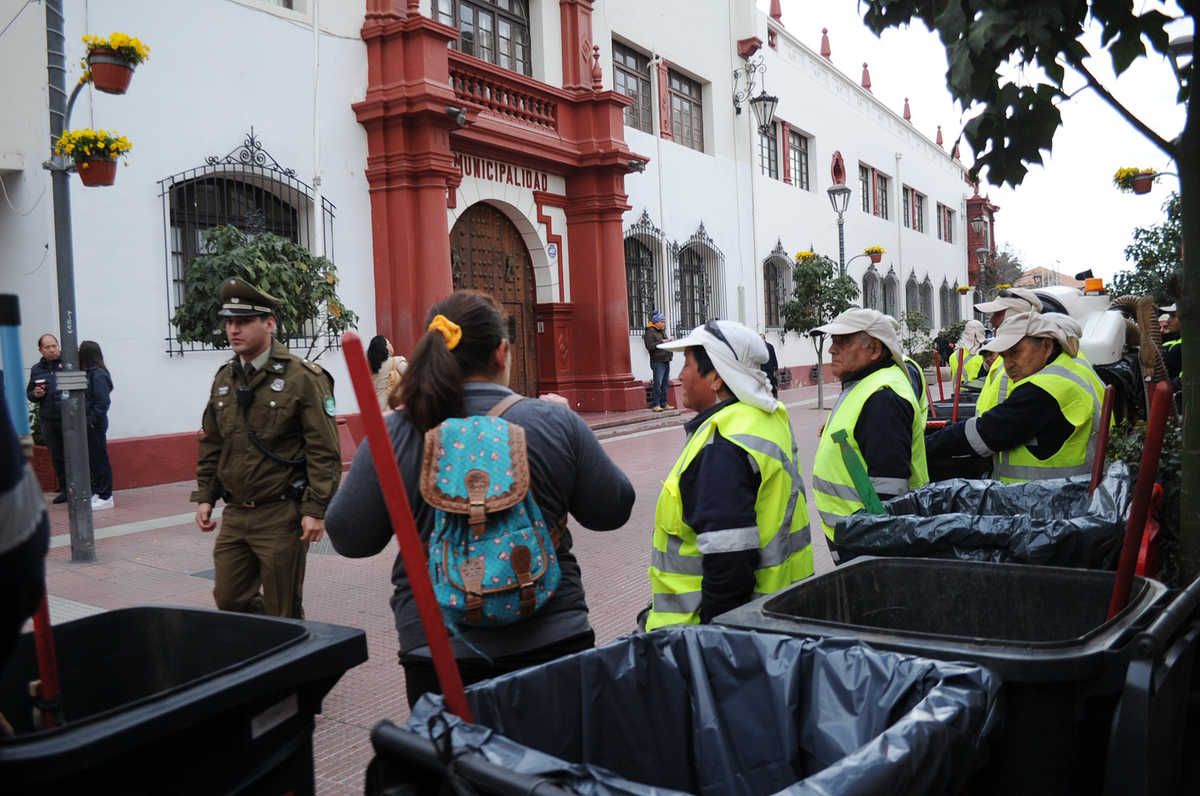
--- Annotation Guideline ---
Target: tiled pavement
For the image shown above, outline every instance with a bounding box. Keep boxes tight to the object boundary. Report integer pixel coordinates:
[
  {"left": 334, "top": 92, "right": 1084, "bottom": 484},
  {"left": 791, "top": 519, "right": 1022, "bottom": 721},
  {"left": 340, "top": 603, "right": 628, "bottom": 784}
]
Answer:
[{"left": 30, "top": 378, "right": 916, "bottom": 794}]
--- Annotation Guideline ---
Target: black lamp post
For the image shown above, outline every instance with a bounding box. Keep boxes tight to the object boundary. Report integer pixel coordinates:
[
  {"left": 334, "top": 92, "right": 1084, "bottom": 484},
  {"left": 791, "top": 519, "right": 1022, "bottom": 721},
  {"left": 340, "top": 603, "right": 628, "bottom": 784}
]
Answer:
[{"left": 827, "top": 184, "right": 852, "bottom": 275}]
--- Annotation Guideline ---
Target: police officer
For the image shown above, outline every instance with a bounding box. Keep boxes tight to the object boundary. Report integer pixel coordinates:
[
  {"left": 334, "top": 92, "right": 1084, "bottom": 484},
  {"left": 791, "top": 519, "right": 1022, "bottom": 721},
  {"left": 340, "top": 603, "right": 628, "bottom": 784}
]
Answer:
[
  {"left": 926, "top": 312, "right": 1106, "bottom": 483},
  {"left": 811, "top": 309, "right": 928, "bottom": 559},
  {"left": 644, "top": 319, "right": 812, "bottom": 630},
  {"left": 191, "top": 278, "right": 341, "bottom": 618}
]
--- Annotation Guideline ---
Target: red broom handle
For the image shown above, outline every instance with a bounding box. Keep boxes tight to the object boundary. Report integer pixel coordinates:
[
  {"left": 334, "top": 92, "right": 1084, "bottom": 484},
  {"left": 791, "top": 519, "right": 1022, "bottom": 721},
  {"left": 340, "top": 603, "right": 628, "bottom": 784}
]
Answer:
[
  {"left": 935, "top": 350, "right": 945, "bottom": 402},
  {"left": 1089, "top": 385, "right": 1116, "bottom": 496},
  {"left": 341, "top": 332, "right": 473, "bottom": 721},
  {"left": 32, "top": 594, "right": 61, "bottom": 728},
  {"left": 951, "top": 348, "right": 965, "bottom": 422},
  {"left": 1108, "top": 381, "right": 1171, "bottom": 620}
]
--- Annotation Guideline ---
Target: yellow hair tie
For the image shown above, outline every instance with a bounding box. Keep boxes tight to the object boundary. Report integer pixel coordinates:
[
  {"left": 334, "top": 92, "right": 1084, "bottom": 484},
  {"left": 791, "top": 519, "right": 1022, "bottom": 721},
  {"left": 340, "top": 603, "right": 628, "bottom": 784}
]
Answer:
[{"left": 427, "top": 314, "right": 462, "bottom": 350}]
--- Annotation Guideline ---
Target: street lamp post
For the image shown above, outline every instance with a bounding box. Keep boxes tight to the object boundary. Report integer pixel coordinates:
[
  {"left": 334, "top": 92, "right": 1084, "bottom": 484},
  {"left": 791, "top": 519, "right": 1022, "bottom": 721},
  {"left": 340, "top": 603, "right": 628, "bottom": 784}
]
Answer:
[{"left": 827, "top": 184, "right": 852, "bottom": 276}]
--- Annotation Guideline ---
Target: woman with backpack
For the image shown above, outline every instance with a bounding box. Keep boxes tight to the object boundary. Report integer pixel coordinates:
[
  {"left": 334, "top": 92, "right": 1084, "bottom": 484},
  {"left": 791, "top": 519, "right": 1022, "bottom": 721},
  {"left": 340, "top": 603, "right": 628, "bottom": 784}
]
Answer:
[
  {"left": 78, "top": 340, "right": 114, "bottom": 511},
  {"left": 326, "top": 290, "right": 635, "bottom": 705},
  {"left": 367, "top": 334, "right": 407, "bottom": 411}
]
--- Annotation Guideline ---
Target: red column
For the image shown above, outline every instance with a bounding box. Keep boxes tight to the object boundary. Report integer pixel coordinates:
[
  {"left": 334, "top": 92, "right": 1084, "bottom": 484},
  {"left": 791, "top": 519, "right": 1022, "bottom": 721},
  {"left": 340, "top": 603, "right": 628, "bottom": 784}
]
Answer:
[
  {"left": 535, "top": 302, "right": 575, "bottom": 396},
  {"left": 657, "top": 59, "right": 673, "bottom": 141},
  {"left": 559, "top": 0, "right": 595, "bottom": 92}
]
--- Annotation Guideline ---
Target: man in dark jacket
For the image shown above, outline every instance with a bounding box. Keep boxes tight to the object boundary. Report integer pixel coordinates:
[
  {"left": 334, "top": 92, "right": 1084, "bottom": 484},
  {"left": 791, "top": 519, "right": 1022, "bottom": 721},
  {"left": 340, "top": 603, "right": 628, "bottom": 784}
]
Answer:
[
  {"left": 643, "top": 311, "right": 674, "bottom": 411},
  {"left": 25, "top": 334, "right": 66, "bottom": 503}
]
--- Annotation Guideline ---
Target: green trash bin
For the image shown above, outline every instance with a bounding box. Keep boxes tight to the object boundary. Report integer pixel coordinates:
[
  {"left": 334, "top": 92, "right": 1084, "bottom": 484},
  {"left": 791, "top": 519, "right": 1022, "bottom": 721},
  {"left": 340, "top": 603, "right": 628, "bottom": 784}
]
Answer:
[
  {"left": 716, "top": 556, "right": 1169, "bottom": 795},
  {"left": 0, "top": 606, "right": 367, "bottom": 795}
]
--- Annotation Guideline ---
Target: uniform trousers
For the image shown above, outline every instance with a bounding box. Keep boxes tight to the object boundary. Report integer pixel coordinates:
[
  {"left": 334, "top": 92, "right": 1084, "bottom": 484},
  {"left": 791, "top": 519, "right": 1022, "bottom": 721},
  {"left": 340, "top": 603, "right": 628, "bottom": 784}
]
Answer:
[{"left": 213, "top": 500, "right": 308, "bottom": 619}]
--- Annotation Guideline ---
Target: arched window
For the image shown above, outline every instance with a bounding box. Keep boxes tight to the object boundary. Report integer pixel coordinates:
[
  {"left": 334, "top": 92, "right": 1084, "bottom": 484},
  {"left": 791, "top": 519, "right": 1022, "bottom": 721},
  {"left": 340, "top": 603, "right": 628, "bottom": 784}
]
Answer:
[
  {"left": 939, "top": 280, "right": 953, "bottom": 328},
  {"left": 673, "top": 222, "right": 725, "bottom": 334},
  {"left": 624, "top": 237, "right": 655, "bottom": 331},
  {"left": 862, "top": 267, "right": 881, "bottom": 311},
  {"left": 920, "top": 277, "right": 935, "bottom": 330},
  {"left": 905, "top": 273, "right": 920, "bottom": 317},
  {"left": 882, "top": 268, "right": 899, "bottom": 317},
  {"left": 436, "top": 0, "right": 531, "bottom": 76},
  {"left": 159, "top": 129, "right": 335, "bottom": 355},
  {"left": 763, "top": 259, "right": 782, "bottom": 328},
  {"left": 951, "top": 282, "right": 963, "bottom": 322}
]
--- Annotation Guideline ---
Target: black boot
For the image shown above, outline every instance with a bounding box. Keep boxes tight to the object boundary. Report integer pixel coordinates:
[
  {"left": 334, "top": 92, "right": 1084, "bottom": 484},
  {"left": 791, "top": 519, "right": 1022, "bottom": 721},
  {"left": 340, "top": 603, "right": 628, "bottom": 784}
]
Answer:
[{"left": 52, "top": 493, "right": 68, "bottom": 504}]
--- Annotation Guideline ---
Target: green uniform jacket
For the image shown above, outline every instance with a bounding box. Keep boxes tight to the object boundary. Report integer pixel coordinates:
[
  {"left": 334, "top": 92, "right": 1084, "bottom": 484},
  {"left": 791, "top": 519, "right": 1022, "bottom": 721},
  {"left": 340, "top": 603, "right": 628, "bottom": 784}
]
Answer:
[{"left": 191, "top": 340, "right": 341, "bottom": 518}]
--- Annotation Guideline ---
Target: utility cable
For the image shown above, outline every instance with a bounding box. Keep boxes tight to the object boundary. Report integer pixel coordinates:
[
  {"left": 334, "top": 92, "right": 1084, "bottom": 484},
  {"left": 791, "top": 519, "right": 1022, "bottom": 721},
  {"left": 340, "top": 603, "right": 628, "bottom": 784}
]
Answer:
[
  {"left": 0, "top": 0, "right": 39, "bottom": 41},
  {"left": 0, "top": 174, "right": 47, "bottom": 216}
]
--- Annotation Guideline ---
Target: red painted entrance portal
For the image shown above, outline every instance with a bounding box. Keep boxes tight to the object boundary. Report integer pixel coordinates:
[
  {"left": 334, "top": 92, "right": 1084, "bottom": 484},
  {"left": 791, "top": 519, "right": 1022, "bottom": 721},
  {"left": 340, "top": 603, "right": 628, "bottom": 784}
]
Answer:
[{"left": 450, "top": 203, "right": 539, "bottom": 397}]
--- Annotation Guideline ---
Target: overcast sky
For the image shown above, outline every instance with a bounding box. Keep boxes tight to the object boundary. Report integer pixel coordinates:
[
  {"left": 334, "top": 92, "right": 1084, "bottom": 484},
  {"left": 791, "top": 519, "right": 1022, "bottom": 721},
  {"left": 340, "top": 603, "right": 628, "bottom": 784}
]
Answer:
[{"left": 766, "top": 0, "right": 1188, "bottom": 283}]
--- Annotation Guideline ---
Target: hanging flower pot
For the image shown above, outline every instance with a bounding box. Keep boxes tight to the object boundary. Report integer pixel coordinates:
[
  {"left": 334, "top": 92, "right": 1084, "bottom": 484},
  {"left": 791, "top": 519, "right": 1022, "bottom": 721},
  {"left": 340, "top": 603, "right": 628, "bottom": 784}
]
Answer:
[
  {"left": 55, "top": 129, "right": 132, "bottom": 188},
  {"left": 77, "top": 158, "right": 117, "bottom": 187},
  {"left": 1131, "top": 171, "right": 1156, "bottom": 195},
  {"left": 864, "top": 245, "right": 884, "bottom": 264},
  {"left": 87, "top": 48, "right": 134, "bottom": 94},
  {"left": 80, "top": 32, "right": 149, "bottom": 95},
  {"left": 1113, "top": 166, "right": 1157, "bottom": 195}
]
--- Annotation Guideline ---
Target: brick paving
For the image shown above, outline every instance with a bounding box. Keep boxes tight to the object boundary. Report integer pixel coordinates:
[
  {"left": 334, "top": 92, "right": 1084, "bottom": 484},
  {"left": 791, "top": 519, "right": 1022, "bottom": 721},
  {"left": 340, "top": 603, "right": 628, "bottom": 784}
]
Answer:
[{"left": 30, "top": 377, "right": 905, "bottom": 793}]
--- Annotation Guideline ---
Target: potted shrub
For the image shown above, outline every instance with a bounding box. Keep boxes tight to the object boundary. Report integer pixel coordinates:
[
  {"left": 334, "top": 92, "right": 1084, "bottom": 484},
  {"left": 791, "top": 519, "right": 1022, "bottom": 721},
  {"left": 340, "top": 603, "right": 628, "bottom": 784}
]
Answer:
[
  {"left": 1113, "top": 166, "right": 1157, "bottom": 195},
  {"left": 54, "top": 129, "right": 132, "bottom": 187},
  {"left": 80, "top": 32, "right": 149, "bottom": 94},
  {"left": 864, "top": 245, "right": 884, "bottom": 264}
]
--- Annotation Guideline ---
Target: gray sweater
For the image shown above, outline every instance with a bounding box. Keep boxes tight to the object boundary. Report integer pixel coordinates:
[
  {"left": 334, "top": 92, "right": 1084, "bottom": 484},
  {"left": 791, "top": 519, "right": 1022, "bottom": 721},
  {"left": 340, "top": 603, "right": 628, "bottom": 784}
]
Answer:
[{"left": 325, "top": 383, "right": 635, "bottom": 658}]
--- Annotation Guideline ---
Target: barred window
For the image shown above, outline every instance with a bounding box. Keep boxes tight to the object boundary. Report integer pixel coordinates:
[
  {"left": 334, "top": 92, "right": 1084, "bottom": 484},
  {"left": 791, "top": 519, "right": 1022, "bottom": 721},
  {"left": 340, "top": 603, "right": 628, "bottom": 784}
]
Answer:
[
  {"left": 669, "top": 70, "right": 704, "bottom": 152},
  {"left": 677, "top": 247, "right": 708, "bottom": 330},
  {"left": 920, "top": 278, "right": 934, "bottom": 329},
  {"left": 863, "top": 268, "right": 881, "bottom": 311},
  {"left": 763, "top": 259, "right": 781, "bottom": 327},
  {"left": 789, "top": 131, "right": 809, "bottom": 190},
  {"left": 613, "top": 42, "right": 653, "bottom": 134},
  {"left": 906, "top": 274, "right": 920, "bottom": 317},
  {"left": 759, "top": 123, "right": 779, "bottom": 179},
  {"left": 883, "top": 270, "right": 899, "bottom": 317},
  {"left": 625, "top": 237, "right": 656, "bottom": 331},
  {"left": 437, "top": 0, "right": 530, "bottom": 76}
]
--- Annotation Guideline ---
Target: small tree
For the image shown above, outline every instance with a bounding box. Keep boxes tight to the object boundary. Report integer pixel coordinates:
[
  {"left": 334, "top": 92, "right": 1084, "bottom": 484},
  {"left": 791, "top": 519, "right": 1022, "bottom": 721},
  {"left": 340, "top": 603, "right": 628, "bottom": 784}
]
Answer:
[
  {"left": 1112, "top": 192, "right": 1182, "bottom": 303},
  {"left": 171, "top": 225, "right": 358, "bottom": 361},
  {"left": 977, "top": 246, "right": 1026, "bottom": 303},
  {"left": 781, "top": 251, "right": 860, "bottom": 408},
  {"left": 900, "top": 311, "right": 936, "bottom": 369}
]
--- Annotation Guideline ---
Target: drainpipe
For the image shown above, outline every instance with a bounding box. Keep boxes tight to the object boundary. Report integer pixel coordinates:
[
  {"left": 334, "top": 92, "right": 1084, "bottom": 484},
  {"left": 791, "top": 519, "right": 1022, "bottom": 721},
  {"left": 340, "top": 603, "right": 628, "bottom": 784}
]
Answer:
[{"left": 312, "top": 0, "right": 324, "bottom": 257}]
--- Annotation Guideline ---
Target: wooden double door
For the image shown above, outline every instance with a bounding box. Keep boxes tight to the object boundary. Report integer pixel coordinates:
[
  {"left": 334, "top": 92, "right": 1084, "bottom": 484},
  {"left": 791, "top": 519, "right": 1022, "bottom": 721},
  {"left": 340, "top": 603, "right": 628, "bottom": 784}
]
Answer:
[{"left": 449, "top": 203, "right": 539, "bottom": 397}]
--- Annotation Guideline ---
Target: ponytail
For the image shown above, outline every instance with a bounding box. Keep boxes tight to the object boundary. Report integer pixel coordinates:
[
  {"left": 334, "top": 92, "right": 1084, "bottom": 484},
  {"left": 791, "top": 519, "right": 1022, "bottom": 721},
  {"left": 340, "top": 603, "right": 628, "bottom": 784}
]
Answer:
[{"left": 399, "top": 290, "right": 507, "bottom": 432}]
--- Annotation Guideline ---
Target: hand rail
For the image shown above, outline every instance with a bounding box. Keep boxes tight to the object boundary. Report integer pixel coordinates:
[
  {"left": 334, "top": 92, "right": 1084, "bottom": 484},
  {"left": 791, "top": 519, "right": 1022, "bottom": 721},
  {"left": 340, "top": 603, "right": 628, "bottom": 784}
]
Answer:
[{"left": 448, "top": 52, "right": 559, "bottom": 132}]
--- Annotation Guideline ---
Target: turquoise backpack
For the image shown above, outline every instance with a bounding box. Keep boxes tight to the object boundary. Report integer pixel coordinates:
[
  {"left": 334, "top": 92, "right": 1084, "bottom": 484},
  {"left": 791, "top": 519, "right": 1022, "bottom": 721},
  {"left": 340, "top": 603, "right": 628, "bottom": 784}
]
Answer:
[{"left": 418, "top": 396, "right": 561, "bottom": 627}]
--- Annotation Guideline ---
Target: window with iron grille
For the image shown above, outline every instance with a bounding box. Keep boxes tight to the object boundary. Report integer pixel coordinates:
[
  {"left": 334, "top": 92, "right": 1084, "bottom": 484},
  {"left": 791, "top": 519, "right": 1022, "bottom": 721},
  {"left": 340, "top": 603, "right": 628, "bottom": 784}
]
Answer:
[
  {"left": 859, "top": 165, "right": 871, "bottom": 212},
  {"left": 625, "top": 236, "right": 656, "bottom": 331},
  {"left": 863, "top": 268, "right": 881, "bottom": 311},
  {"left": 759, "top": 123, "right": 779, "bottom": 179},
  {"left": 789, "top": 131, "right": 809, "bottom": 190},
  {"left": 906, "top": 274, "right": 920, "bottom": 317},
  {"left": 763, "top": 259, "right": 782, "bottom": 327},
  {"left": 677, "top": 247, "right": 708, "bottom": 331},
  {"left": 613, "top": 42, "right": 653, "bottom": 134},
  {"left": 436, "top": 0, "right": 531, "bottom": 76},
  {"left": 669, "top": 70, "right": 704, "bottom": 152},
  {"left": 883, "top": 270, "right": 899, "bottom": 317},
  {"left": 159, "top": 130, "right": 336, "bottom": 356},
  {"left": 920, "top": 278, "right": 934, "bottom": 329}
]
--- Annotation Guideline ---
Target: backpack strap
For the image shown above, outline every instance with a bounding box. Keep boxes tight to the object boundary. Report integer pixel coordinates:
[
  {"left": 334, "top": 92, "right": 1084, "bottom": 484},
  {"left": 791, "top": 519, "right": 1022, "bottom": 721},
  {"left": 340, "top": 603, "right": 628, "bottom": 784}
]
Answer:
[{"left": 486, "top": 393, "right": 567, "bottom": 550}]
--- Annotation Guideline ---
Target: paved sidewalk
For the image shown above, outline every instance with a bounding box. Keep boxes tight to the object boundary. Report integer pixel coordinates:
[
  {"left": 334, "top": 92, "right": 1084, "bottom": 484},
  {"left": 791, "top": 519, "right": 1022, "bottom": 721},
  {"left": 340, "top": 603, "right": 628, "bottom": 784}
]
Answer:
[{"left": 29, "top": 377, "right": 939, "bottom": 794}]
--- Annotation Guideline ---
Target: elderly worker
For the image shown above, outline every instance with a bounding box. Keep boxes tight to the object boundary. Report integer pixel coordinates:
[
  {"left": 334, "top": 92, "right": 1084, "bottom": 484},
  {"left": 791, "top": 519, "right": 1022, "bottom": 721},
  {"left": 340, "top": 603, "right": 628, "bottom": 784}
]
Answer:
[
  {"left": 949, "top": 320, "right": 989, "bottom": 385},
  {"left": 811, "top": 309, "right": 928, "bottom": 558},
  {"left": 926, "top": 312, "right": 1107, "bottom": 483},
  {"left": 974, "top": 288, "right": 1044, "bottom": 413},
  {"left": 644, "top": 319, "right": 812, "bottom": 630}
]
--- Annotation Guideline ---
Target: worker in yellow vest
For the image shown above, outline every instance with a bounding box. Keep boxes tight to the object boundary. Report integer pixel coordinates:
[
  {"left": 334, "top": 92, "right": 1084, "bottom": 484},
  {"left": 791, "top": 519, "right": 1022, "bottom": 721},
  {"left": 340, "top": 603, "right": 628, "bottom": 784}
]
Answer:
[
  {"left": 644, "top": 320, "right": 813, "bottom": 631},
  {"left": 948, "top": 320, "right": 989, "bottom": 386},
  {"left": 926, "top": 312, "right": 1106, "bottom": 482},
  {"left": 973, "top": 289, "right": 1043, "bottom": 413},
  {"left": 810, "top": 309, "right": 928, "bottom": 561}
]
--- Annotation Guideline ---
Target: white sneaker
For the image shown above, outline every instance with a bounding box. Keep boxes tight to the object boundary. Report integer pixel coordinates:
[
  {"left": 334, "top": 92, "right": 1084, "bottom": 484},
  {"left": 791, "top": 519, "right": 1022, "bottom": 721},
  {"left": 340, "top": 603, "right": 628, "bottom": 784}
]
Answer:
[{"left": 90, "top": 495, "right": 114, "bottom": 511}]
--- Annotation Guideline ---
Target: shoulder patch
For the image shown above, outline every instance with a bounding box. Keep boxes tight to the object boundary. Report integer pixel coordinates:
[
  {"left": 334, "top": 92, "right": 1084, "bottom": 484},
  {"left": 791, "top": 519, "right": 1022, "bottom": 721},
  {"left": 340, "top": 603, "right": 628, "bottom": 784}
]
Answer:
[
  {"left": 304, "top": 360, "right": 323, "bottom": 375},
  {"left": 323, "top": 395, "right": 336, "bottom": 417}
]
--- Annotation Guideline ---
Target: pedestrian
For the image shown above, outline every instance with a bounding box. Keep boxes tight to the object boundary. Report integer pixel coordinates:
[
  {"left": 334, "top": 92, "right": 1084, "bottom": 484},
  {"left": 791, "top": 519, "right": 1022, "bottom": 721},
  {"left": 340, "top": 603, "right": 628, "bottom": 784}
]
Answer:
[
  {"left": 643, "top": 311, "right": 674, "bottom": 411},
  {"left": 191, "top": 278, "right": 342, "bottom": 619},
  {"left": 972, "top": 288, "right": 1044, "bottom": 414},
  {"left": 367, "top": 334, "right": 407, "bottom": 412},
  {"left": 643, "top": 319, "right": 813, "bottom": 631},
  {"left": 810, "top": 309, "right": 928, "bottom": 562},
  {"left": 25, "top": 334, "right": 66, "bottom": 503},
  {"left": 325, "top": 290, "right": 634, "bottom": 706},
  {"left": 78, "top": 340, "right": 114, "bottom": 511},
  {"left": 760, "top": 332, "right": 779, "bottom": 398},
  {"left": 926, "top": 312, "right": 1107, "bottom": 483}
]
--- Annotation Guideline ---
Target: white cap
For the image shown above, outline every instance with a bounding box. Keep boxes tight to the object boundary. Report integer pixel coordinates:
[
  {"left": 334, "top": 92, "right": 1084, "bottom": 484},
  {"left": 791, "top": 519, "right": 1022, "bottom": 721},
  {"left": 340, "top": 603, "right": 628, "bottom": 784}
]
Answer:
[
  {"left": 660, "top": 319, "right": 777, "bottom": 412},
  {"left": 812, "top": 308, "right": 905, "bottom": 368},
  {"left": 974, "top": 287, "right": 1043, "bottom": 315},
  {"left": 982, "top": 311, "right": 1080, "bottom": 357},
  {"left": 1161, "top": 303, "right": 1177, "bottom": 313}
]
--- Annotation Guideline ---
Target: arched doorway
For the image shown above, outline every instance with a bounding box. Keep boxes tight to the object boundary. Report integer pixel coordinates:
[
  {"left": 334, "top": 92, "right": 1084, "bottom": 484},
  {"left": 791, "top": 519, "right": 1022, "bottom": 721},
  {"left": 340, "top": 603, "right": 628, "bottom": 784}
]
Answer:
[{"left": 449, "top": 202, "right": 539, "bottom": 396}]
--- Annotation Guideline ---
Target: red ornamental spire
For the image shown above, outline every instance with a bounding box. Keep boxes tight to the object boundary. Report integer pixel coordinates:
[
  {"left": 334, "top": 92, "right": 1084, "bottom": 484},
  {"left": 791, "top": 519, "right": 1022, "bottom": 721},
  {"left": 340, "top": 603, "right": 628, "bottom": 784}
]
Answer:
[
  {"left": 861, "top": 62, "right": 871, "bottom": 92},
  {"left": 591, "top": 45, "right": 603, "bottom": 90},
  {"left": 903, "top": 97, "right": 911, "bottom": 121},
  {"left": 820, "top": 28, "right": 831, "bottom": 59},
  {"left": 770, "top": 0, "right": 782, "bottom": 22},
  {"left": 936, "top": 124, "right": 943, "bottom": 146},
  {"left": 952, "top": 141, "right": 961, "bottom": 159}
]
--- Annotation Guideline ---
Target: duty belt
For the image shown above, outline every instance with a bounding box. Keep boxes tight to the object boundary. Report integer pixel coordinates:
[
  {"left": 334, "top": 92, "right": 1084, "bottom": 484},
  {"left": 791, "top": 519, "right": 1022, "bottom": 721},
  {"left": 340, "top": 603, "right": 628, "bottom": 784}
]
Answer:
[{"left": 222, "top": 491, "right": 292, "bottom": 509}]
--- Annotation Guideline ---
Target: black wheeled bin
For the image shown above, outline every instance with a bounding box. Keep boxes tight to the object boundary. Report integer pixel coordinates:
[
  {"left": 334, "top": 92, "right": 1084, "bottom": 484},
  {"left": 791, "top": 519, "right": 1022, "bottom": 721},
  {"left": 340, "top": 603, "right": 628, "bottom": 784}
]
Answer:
[
  {"left": 367, "top": 626, "right": 1001, "bottom": 796},
  {"left": 716, "top": 557, "right": 1168, "bottom": 795},
  {"left": 0, "top": 606, "right": 367, "bottom": 795}
]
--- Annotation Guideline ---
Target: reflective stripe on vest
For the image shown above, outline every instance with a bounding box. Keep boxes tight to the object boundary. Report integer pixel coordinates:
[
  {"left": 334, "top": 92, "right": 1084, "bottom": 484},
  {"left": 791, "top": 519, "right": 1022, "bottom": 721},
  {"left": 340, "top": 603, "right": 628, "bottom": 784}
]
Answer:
[
  {"left": 646, "top": 402, "right": 813, "bottom": 630},
  {"left": 811, "top": 364, "right": 929, "bottom": 542},
  {"left": 992, "top": 354, "right": 1103, "bottom": 482},
  {"left": 903, "top": 356, "right": 930, "bottom": 418}
]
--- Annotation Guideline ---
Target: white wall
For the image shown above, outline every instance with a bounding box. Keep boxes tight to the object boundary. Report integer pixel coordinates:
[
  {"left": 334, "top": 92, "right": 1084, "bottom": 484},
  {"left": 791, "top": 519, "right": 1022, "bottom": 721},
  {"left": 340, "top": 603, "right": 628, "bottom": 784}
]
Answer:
[{"left": 3, "top": 0, "right": 372, "bottom": 439}]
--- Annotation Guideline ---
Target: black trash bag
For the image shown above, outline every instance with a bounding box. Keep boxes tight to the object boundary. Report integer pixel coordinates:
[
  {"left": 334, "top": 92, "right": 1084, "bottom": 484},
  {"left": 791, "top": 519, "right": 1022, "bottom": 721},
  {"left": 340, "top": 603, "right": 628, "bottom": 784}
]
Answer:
[
  {"left": 834, "top": 461, "right": 1130, "bottom": 568},
  {"left": 371, "top": 626, "right": 1001, "bottom": 796}
]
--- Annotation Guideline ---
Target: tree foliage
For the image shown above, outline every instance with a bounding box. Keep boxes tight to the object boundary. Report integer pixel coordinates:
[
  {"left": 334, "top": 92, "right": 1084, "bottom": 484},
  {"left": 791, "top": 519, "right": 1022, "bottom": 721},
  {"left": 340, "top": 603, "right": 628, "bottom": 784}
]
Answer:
[
  {"left": 170, "top": 225, "right": 358, "bottom": 360},
  {"left": 781, "top": 253, "right": 860, "bottom": 339},
  {"left": 1111, "top": 193, "right": 1183, "bottom": 303},
  {"left": 978, "top": 245, "right": 1026, "bottom": 302}
]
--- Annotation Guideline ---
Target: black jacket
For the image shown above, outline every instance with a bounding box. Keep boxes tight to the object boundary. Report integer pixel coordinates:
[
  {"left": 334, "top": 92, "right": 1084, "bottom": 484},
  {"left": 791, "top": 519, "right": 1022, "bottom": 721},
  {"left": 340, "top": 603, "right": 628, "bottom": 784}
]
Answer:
[
  {"left": 643, "top": 325, "right": 674, "bottom": 364},
  {"left": 26, "top": 358, "right": 66, "bottom": 422},
  {"left": 85, "top": 368, "right": 114, "bottom": 429}
]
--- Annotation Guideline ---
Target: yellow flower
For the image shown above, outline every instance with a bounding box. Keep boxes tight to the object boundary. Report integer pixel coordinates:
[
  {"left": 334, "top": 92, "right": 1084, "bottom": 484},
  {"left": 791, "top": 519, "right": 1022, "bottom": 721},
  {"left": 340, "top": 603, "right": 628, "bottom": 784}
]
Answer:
[
  {"left": 794, "top": 251, "right": 815, "bottom": 261},
  {"left": 864, "top": 245, "right": 885, "bottom": 255},
  {"left": 329, "top": 302, "right": 342, "bottom": 319}
]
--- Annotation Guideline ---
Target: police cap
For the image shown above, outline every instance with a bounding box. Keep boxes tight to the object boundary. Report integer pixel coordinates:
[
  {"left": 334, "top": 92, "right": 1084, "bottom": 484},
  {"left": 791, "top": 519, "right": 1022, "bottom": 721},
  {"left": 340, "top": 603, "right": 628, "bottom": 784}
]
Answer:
[{"left": 217, "top": 278, "right": 278, "bottom": 317}]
